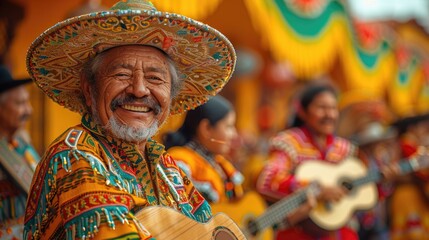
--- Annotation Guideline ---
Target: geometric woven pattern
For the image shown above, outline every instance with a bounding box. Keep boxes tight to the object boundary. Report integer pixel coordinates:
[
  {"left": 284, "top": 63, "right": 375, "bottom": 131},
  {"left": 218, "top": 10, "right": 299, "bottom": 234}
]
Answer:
[{"left": 27, "top": 1, "right": 236, "bottom": 115}]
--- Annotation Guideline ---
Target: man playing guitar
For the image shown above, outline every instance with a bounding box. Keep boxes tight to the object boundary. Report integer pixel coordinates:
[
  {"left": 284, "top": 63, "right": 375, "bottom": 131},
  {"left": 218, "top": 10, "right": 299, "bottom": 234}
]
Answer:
[{"left": 256, "top": 83, "right": 400, "bottom": 240}]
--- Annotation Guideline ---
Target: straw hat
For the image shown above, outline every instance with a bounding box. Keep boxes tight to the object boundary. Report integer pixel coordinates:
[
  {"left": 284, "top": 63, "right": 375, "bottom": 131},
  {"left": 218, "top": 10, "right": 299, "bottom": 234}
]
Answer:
[
  {"left": 0, "top": 65, "right": 31, "bottom": 94},
  {"left": 27, "top": 0, "right": 236, "bottom": 115}
]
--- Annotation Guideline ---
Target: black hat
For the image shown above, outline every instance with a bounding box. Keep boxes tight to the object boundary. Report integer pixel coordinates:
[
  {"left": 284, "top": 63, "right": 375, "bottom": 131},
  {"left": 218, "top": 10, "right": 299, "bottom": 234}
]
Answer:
[
  {"left": 0, "top": 65, "right": 32, "bottom": 94},
  {"left": 392, "top": 113, "right": 429, "bottom": 135}
]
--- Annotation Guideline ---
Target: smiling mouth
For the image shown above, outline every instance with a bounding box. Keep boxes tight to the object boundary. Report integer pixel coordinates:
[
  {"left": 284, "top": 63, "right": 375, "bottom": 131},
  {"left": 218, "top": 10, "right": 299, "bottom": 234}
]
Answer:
[{"left": 122, "top": 104, "right": 151, "bottom": 113}]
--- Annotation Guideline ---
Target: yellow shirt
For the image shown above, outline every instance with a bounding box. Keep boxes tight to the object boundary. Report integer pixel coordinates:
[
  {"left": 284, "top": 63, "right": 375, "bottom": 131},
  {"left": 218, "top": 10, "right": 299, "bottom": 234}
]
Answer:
[{"left": 168, "top": 143, "right": 244, "bottom": 203}]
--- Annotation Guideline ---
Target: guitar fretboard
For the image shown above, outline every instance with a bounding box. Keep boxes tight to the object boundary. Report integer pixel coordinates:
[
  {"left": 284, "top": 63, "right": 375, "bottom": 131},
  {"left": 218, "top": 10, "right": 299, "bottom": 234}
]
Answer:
[{"left": 247, "top": 184, "right": 316, "bottom": 235}]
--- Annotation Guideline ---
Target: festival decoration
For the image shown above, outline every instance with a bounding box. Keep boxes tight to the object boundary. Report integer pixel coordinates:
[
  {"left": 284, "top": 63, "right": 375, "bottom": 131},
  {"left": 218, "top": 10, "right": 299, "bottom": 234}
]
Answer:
[
  {"left": 339, "top": 21, "right": 395, "bottom": 108},
  {"left": 244, "top": 0, "right": 349, "bottom": 78},
  {"left": 152, "top": 0, "right": 224, "bottom": 19},
  {"left": 387, "top": 44, "right": 422, "bottom": 117}
]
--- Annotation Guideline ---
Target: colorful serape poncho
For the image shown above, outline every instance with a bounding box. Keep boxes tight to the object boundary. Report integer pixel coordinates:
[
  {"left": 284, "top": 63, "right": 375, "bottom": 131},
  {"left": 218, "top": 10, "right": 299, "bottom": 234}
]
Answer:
[
  {"left": 256, "top": 126, "right": 358, "bottom": 240},
  {"left": 168, "top": 141, "right": 244, "bottom": 203},
  {"left": 24, "top": 114, "right": 211, "bottom": 240},
  {"left": 0, "top": 135, "right": 40, "bottom": 240}
]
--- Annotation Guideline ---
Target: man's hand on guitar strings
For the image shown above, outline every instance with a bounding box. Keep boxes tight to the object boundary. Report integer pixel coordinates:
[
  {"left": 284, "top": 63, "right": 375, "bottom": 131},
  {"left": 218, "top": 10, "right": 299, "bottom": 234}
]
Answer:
[
  {"left": 284, "top": 200, "right": 313, "bottom": 227},
  {"left": 307, "top": 189, "right": 317, "bottom": 208},
  {"left": 380, "top": 164, "right": 400, "bottom": 181},
  {"left": 277, "top": 186, "right": 319, "bottom": 229},
  {"left": 318, "top": 185, "right": 347, "bottom": 203}
]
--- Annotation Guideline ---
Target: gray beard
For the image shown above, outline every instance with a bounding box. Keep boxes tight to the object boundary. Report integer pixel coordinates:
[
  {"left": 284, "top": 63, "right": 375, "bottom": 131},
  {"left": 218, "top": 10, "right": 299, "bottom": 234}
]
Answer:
[
  {"left": 90, "top": 101, "right": 160, "bottom": 143},
  {"left": 88, "top": 86, "right": 175, "bottom": 142},
  {"left": 106, "top": 116, "right": 159, "bottom": 143}
]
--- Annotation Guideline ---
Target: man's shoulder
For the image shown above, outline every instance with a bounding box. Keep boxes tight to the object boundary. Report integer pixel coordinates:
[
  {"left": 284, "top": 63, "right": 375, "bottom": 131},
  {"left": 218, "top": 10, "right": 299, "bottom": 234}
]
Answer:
[
  {"left": 332, "top": 135, "right": 358, "bottom": 157},
  {"left": 270, "top": 128, "right": 304, "bottom": 145},
  {"left": 167, "top": 145, "right": 197, "bottom": 158},
  {"left": 275, "top": 127, "right": 304, "bottom": 137},
  {"left": 167, "top": 145, "right": 209, "bottom": 167},
  {"left": 333, "top": 135, "right": 357, "bottom": 148},
  {"left": 45, "top": 125, "right": 99, "bottom": 156}
]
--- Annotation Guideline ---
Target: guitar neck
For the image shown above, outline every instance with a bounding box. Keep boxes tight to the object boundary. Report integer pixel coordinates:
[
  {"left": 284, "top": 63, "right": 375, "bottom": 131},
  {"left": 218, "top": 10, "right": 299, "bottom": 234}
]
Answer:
[
  {"left": 351, "top": 157, "right": 422, "bottom": 188},
  {"left": 246, "top": 187, "right": 309, "bottom": 235}
]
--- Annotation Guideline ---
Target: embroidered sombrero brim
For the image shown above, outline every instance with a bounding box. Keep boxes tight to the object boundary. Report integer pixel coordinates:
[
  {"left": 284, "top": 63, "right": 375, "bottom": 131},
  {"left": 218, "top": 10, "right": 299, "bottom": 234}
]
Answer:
[{"left": 27, "top": 1, "right": 236, "bottom": 115}]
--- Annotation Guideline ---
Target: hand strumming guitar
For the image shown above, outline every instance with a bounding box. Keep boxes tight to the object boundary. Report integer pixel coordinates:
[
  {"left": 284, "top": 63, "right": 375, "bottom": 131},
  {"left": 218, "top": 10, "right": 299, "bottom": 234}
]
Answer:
[
  {"left": 380, "top": 164, "right": 401, "bottom": 181},
  {"left": 283, "top": 185, "right": 347, "bottom": 227},
  {"left": 284, "top": 185, "right": 319, "bottom": 226},
  {"left": 318, "top": 185, "right": 348, "bottom": 203},
  {"left": 285, "top": 200, "right": 311, "bottom": 226}
]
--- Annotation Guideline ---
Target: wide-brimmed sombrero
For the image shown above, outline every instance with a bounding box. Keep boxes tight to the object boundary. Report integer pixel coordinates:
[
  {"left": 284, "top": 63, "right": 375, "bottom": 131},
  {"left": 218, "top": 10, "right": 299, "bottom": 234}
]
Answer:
[{"left": 27, "top": 0, "right": 236, "bottom": 115}]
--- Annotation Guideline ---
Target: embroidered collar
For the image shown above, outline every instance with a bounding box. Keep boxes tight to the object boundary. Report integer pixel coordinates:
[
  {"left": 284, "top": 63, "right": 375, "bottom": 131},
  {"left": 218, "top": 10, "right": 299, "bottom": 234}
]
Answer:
[{"left": 300, "top": 126, "right": 334, "bottom": 159}]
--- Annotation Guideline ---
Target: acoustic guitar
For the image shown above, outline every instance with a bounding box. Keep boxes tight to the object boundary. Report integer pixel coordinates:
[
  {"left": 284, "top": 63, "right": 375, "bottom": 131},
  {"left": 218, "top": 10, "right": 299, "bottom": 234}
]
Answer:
[
  {"left": 0, "top": 138, "right": 33, "bottom": 193},
  {"left": 134, "top": 206, "right": 246, "bottom": 240},
  {"left": 295, "top": 151, "right": 429, "bottom": 231},
  {"left": 211, "top": 184, "right": 321, "bottom": 239}
]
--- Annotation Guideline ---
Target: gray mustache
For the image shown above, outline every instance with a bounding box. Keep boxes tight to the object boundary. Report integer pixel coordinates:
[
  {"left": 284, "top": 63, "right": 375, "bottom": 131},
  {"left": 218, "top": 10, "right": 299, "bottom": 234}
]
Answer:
[{"left": 111, "top": 95, "right": 161, "bottom": 115}]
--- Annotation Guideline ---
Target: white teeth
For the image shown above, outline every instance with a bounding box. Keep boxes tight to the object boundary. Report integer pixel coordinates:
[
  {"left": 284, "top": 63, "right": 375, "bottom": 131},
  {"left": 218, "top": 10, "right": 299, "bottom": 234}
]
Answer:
[{"left": 122, "top": 104, "right": 150, "bottom": 112}]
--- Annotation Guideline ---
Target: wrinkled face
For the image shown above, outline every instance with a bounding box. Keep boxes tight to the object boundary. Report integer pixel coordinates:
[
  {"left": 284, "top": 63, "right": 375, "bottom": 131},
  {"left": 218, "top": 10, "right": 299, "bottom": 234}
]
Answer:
[
  {"left": 300, "top": 91, "right": 338, "bottom": 136},
  {"left": 82, "top": 45, "right": 173, "bottom": 142},
  {"left": 205, "top": 111, "right": 238, "bottom": 155},
  {"left": 0, "top": 86, "right": 32, "bottom": 135}
]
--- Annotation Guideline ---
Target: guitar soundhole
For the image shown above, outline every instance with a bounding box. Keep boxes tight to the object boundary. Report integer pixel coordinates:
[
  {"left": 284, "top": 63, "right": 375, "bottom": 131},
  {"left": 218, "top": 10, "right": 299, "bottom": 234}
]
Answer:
[{"left": 212, "top": 227, "right": 238, "bottom": 240}]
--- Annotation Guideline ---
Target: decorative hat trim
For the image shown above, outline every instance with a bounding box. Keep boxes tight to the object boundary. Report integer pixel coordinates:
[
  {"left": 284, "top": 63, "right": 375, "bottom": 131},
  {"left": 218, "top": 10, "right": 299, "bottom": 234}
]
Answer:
[{"left": 27, "top": 0, "right": 236, "bottom": 115}]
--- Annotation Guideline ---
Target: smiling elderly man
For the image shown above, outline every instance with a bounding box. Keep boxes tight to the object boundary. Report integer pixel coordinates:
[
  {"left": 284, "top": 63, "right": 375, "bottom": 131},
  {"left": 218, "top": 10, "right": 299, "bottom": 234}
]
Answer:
[{"left": 23, "top": 0, "right": 236, "bottom": 239}]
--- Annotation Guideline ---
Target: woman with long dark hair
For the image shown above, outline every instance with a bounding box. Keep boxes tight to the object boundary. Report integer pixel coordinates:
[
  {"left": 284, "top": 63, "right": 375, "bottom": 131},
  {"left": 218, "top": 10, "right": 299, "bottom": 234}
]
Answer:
[{"left": 164, "top": 95, "right": 244, "bottom": 203}]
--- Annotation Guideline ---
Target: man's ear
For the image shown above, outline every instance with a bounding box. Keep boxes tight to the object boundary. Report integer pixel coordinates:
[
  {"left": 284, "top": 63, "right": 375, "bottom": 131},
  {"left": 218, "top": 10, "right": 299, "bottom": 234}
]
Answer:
[{"left": 81, "top": 76, "right": 92, "bottom": 108}]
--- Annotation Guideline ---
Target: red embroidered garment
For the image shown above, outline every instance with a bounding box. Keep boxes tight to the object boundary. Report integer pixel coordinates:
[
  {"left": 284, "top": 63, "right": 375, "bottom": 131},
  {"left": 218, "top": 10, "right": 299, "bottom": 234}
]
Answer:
[{"left": 257, "top": 126, "right": 358, "bottom": 240}]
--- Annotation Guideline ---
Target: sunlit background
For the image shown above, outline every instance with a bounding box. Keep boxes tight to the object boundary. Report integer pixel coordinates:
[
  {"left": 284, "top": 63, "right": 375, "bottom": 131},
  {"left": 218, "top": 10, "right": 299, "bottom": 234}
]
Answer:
[{"left": 2, "top": 0, "right": 429, "bottom": 157}]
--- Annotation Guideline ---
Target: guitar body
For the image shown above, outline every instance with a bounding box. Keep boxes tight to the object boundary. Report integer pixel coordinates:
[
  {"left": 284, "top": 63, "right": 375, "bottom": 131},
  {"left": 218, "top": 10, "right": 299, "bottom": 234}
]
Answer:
[
  {"left": 295, "top": 157, "right": 378, "bottom": 230},
  {"left": 211, "top": 191, "right": 273, "bottom": 240},
  {"left": 135, "top": 206, "right": 246, "bottom": 240}
]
